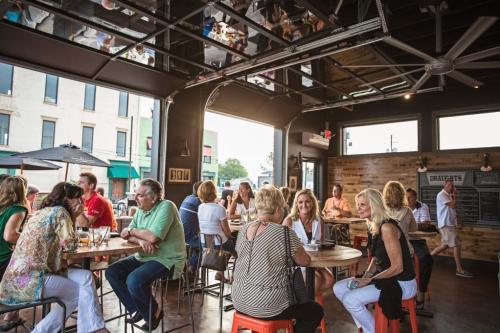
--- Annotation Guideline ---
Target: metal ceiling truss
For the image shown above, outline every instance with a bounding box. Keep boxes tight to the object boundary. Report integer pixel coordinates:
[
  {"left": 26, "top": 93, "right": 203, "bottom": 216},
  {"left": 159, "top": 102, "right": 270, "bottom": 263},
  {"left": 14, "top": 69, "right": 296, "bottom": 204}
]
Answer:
[{"left": 295, "top": 0, "right": 337, "bottom": 28}]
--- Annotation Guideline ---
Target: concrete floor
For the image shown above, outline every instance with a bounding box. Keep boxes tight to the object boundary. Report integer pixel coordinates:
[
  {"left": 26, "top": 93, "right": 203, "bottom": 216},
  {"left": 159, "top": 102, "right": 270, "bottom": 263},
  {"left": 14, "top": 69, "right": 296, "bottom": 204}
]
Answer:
[{"left": 9, "top": 255, "right": 500, "bottom": 332}]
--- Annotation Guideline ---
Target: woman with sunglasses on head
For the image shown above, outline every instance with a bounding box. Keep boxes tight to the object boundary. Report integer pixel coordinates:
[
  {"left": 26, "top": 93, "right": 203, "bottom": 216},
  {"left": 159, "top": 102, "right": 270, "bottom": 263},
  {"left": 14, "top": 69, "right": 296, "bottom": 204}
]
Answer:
[{"left": 0, "top": 182, "right": 110, "bottom": 333}]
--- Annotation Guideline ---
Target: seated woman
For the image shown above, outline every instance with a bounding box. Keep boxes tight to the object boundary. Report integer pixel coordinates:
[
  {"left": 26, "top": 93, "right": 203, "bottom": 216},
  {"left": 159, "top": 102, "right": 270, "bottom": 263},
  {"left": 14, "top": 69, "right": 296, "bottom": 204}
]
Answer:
[
  {"left": 228, "top": 182, "right": 255, "bottom": 220},
  {"left": 0, "top": 182, "right": 109, "bottom": 333},
  {"left": 283, "top": 189, "right": 334, "bottom": 293},
  {"left": 232, "top": 185, "right": 323, "bottom": 333},
  {"left": 197, "top": 180, "right": 235, "bottom": 281},
  {"left": 333, "top": 188, "right": 417, "bottom": 333}
]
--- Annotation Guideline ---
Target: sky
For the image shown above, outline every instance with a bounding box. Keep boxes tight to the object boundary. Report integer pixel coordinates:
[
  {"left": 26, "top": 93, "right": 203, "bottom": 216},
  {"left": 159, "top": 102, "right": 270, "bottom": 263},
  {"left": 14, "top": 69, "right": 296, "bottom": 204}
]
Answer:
[{"left": 204, "top": 112, "right": 274, "bottom": 183}]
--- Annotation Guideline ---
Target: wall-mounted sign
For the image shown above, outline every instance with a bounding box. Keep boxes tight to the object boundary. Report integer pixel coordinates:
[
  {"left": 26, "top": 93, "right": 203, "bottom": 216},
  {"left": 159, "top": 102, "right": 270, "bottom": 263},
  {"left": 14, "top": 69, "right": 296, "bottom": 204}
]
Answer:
[
  {"left": 426, "top": 171, "right": 466, "bottom": 186},
  {"left": 168, "top": 168, "right": 191, "bottom": 183},
  {"left": 474, "top": 171, "right": 500, "bottom": 187}
]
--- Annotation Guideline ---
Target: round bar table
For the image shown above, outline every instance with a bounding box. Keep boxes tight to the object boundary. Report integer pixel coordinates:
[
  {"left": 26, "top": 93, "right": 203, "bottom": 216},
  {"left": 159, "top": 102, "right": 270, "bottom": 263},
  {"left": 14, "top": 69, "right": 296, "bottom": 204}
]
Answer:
[{"left": 305, "top": 245, "right": 362, "bottom": 300}]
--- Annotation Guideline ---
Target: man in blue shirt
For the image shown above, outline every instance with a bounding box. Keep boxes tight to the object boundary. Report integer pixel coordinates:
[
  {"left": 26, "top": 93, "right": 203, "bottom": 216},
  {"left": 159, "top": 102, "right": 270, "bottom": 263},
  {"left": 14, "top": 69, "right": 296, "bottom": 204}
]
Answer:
[{"left": 179, "top": 181, "right": 202, "bottom": 273}]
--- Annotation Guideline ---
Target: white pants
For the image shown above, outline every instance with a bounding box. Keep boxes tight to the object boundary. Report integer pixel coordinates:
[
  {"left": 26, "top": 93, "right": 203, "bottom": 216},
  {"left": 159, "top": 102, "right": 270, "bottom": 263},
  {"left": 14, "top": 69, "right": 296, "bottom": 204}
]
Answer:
[
  {"left": 33, "top": 268, "right": 105, "bottom": 333},
  {"left": 333, "top": 278, "right": 417, "bottom": 333}
]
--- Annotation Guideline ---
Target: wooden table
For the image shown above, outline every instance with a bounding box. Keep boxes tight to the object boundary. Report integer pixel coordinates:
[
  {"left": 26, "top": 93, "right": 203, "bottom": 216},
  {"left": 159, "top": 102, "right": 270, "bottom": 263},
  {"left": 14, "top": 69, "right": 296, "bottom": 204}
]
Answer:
[
  {"left": 323, "top": 217, "right": 366, "bottom": 224},
  {"left": 408, "top": 231, "right": 438, "bottom": 239},
  {"left": 64, "top": 237, "right": 141, "bottom": 269},
  {"left": 305, "top": 245, "right": 362, "bottom": 300}
]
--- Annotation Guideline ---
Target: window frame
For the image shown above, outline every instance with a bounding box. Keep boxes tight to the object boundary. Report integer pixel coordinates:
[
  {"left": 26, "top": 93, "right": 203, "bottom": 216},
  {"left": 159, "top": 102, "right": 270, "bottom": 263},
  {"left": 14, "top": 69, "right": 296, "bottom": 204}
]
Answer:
[
  {"left": 0, "top": 113, "right": 10, "bottom": 146},
  {"left": 338, "top": 115, "right": 421, "bottom": 157},
  {"left": 0, "top": 63, "right": 14, "bottom": 96},
  {"left": 44, "top": 74, "right": 59, "bottom": 104},
  {"left": 82, "top": 126, "right": 94, "bottom": 153},
  {"left": 41, "top": 120, "right": 56, "bottom": 149},
  {"left": 116, "top": 131, "right": 127, "bottom": 157},
  {"left": 84, "top": 84, "right": 96, "bottom": 111},
  {"left": 118, "top": 91, "right": 129, "bottom": 117},
  {"left": 433, "top": 104, "right": 500, "bottom": 153}
]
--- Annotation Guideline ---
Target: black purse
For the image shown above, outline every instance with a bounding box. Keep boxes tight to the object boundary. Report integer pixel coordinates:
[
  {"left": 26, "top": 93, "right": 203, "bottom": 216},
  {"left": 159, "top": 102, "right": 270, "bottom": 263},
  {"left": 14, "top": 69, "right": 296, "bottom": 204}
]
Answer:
[
  {"left": 201, "top": 235, "right": 231, "bottom": 271},
  {"left": 284, "top": 227, "right": 308, "bottom": 304}
]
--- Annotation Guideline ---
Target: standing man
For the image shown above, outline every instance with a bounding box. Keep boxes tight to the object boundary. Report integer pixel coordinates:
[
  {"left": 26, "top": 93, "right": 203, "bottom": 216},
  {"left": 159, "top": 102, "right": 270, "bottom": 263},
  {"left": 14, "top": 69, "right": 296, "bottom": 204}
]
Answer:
[
  {"left": 77, "top": 172, "right": 113, "bottom": 228},
  {"left": 105, "top": 179, "right": 186, "bottom": 331},
  {"left": 406, "top": 188, "right": 434, "bottom": 308},
  {"left": 322, "top": 184, "right": 352, "bottom": 218},
  {"left": 431, "top": 179, "right": 472, "bottom": 278},
  {"left": 220, "top": 181, "right": 233, "bottom": 209},
  {"left": 96, "top": 187, "right": 117, "bottom": 232}
]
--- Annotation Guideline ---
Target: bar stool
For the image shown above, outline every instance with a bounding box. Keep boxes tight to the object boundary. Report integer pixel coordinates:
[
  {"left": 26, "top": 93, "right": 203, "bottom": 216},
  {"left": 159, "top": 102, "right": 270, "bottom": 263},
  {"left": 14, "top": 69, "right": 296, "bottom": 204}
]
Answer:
[
  {"left": 315, "top": 294, "right": 327, "bottom": 333},
  {"left": 231, "top": 311, "right": 294, "bottom": 333},
  {"left": 374, "top": 298, "right": 419, "bottom": 333}
]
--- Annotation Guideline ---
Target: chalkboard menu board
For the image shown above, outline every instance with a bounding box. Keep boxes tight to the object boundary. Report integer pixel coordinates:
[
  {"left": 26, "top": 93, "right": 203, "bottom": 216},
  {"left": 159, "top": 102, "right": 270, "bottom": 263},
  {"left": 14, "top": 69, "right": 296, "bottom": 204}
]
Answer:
[{"left": 419, "top": 171, "right": 500, "bottom": 227}]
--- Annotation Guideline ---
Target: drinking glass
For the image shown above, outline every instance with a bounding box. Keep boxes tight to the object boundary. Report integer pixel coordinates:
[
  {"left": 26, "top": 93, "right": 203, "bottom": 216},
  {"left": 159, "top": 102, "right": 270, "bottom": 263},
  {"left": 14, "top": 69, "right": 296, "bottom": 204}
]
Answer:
[
  {"left": 248, "top": 208, "right": 257, "bottom": 221},
  {"left": 99, "top": 226, "right": 110, "bottom": 246}
]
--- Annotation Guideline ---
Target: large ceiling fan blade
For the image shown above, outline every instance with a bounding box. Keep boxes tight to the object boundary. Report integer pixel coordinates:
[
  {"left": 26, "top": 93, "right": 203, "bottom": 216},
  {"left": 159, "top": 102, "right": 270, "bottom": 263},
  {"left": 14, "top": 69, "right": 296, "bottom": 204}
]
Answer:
[
  {"left": 455, "top": 61, "right": 500, "bottom": 69},
  {"left": 410, "top": 72, "right": 431, "bottom": 93},
  {"left": 455, "top": 46, "right": 500, "bottom": 64},
  {"left": 384, "top": 38, "right": 436, "bottom": 62},
  {"left": 445, "top": 17, "right": 498, "bottom": 61},
  {"left": 446, "top": 70, "right": 483, "bottom": 88},
  {"left": 359, "top": 68, "right": 425, "bottom": 87},
  {"left": 341, "top": 64, "right": 423, "bottom": 68}
]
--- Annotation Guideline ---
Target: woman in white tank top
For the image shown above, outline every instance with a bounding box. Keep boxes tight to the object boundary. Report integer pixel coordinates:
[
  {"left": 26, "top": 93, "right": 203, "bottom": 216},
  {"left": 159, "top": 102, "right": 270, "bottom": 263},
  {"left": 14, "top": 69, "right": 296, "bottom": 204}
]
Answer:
[
  {"left": 283, "top": 189, "right": 334, "bottom": 293},
  {"left": 228, "top": 182, "right": 256, "bottom": 220}
]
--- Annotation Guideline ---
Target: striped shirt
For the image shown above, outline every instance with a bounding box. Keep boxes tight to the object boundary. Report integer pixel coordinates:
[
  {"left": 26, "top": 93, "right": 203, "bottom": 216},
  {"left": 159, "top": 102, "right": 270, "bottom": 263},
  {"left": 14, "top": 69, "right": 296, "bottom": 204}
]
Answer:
[{"left": 232, "top": 222, "right": 302, "bottom": 318}]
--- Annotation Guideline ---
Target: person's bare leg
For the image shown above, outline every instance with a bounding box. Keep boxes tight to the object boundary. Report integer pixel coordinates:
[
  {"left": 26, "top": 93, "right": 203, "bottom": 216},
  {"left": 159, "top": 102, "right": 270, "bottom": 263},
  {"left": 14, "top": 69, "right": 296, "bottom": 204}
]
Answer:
[
  {"left": 431, "top": 244, "right": 448, "bottom": 256},
  {"left": 453, "top": 246, "right": 464, "bottom": 273}
]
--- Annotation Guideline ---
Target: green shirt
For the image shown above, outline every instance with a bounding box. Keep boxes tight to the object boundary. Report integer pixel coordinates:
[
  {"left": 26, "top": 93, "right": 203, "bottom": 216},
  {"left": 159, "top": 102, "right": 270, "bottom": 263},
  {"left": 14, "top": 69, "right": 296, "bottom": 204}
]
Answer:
[
  {"left": 130, "top": 200, "right": 186, "bottom": 279},
  {"left": 0, "top": 205, "right": 27, "bottom": 264}
]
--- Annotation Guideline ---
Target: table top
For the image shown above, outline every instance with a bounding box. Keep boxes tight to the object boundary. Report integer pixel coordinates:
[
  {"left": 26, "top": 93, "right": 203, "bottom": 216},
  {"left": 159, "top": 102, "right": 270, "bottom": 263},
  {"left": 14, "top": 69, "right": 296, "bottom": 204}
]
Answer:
[
  {"left": 323, "top": 217, "right": 366, "bottom": 225},
  {"left": 408, "top": 230, "right": 438, "bottom": 239},
  {"left": 306, "top": 245, "right": 362, "bottom": 268},
  {"left": 63, "top": 237, "right": 141, "bottom": 260}
]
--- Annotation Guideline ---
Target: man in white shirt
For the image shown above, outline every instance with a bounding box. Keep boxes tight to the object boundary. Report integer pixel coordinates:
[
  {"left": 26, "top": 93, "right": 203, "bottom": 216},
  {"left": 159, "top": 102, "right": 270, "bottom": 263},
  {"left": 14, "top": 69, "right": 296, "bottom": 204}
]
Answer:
[{"left": 430, "top": 179, "right": 472, "bottom": 278}]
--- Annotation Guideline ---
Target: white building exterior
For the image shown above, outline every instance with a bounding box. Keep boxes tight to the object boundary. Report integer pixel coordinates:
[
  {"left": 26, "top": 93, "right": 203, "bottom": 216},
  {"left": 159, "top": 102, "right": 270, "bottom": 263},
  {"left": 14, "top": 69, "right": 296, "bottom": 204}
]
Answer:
[{"left": 0, "top": 65, "right": 150, "bottom": 197}]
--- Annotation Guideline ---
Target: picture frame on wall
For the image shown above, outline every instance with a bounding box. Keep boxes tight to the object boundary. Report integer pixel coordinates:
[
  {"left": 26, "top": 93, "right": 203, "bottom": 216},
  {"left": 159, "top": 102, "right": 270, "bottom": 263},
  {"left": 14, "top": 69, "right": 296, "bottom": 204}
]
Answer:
[
  {"left": 168, "top": 168, "right": 191, "bottom": 183},
  {"left": 289, "top": 176, "right": 298, "bottom": 191}
]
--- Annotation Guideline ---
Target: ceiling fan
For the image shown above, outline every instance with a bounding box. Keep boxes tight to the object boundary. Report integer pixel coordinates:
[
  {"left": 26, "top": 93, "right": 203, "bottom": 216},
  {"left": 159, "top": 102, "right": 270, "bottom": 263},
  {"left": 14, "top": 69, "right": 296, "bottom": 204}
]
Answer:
[{"left": 339, "top": 3, "right": 500, "bottom": 93}]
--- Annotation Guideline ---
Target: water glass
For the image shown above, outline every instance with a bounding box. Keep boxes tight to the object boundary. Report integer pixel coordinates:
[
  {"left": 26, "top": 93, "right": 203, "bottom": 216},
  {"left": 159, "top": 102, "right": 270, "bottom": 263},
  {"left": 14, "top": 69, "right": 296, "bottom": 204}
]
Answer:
[{"left": 99, "top": 226, "right": 110, "bottom": 246}]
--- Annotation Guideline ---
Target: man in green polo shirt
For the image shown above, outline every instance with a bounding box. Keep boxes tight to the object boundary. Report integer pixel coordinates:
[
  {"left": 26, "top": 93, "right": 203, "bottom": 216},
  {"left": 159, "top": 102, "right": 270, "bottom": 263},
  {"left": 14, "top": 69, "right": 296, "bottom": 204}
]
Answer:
[{"left": 106, "top": 179, "right": 186, "bottom": 331}]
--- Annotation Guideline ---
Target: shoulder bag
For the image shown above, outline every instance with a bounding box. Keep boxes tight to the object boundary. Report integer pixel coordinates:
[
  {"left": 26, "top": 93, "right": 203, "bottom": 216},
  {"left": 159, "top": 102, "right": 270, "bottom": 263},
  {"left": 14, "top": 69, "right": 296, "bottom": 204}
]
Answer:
[
  {"left": 284, "top": 226, "right": 308, "bottom": 304},
  {"left": 200, "top": 234, "right": 231, "bottom": 271}
]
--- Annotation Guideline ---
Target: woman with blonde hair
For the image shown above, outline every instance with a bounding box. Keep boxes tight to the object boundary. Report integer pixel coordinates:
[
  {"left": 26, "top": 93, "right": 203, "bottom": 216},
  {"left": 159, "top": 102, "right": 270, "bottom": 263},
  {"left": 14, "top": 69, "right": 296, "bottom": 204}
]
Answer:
[
  {"left": 233, "top": 185, "right": 323, "bottom": 333},
  {"left": 383, "top": 181, "right": 417, "bottom": 240},
  {"left": 0, "top": 176, "right": 28, "bottom": 331},
  {"left": 197, "top": 180, "right": 235, "bottom": 281},
  {"left": 283, "top": 189, "right": 333, "bottom": 293},
  {"left": 333, "top": 188, "right": 416, "bottom": 333}
]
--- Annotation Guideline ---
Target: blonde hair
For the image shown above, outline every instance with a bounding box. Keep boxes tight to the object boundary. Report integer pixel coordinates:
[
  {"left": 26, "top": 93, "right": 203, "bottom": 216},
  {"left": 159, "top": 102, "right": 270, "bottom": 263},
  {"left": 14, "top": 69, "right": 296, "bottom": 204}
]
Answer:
[
  {"left": 383, "top": 181, "right": 407, "bottom": 210},
  {"left": 0, "top": 176, "right": 28, "bottom": 212},
  {"left": 197, "top": 180, "right": 217, "bottom": 203},
  {"left": 255, "top": 185, "right": 286, "bottom": 215},
  {"left": 355, "top": 188, "right": 391, "bottom": 235},
  {"left": 290, "top": 189, "right": 320, "bottom": 221}
]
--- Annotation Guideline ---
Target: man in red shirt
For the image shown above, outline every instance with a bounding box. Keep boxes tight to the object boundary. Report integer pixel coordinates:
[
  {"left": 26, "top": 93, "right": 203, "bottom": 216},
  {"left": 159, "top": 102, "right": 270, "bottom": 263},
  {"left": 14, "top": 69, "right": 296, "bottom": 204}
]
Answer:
[{"left": 77, "top": 172, "right": 113, "bottom": 228}]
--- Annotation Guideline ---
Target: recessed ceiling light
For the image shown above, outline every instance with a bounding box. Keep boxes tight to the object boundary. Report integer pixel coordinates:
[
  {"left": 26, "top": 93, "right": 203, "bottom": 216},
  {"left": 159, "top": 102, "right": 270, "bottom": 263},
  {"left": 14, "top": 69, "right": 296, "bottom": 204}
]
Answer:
[
  {"left": 404, "top": 94, "right": 411, "bottom": 100},
  {"left": 474, "top": 85, "right": 479, "bottom": 89}
]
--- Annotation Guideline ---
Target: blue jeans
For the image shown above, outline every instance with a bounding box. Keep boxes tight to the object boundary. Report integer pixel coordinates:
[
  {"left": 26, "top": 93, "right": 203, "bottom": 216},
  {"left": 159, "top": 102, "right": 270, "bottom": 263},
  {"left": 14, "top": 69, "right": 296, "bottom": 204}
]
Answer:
[
  {"left": 186, "top": 236, "right": 200, "bottom": 269},
  {"left": 105, "top": 256, "right": 171, "bottom": 321}
]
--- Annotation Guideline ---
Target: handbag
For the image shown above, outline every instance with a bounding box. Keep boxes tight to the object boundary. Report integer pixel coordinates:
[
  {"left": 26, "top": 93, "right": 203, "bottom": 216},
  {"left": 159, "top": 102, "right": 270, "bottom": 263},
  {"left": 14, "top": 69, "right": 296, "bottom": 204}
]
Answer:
[
  {"left": 284, "top": 227, "right": 308, "bottom": 304},
  {"left": 200, "top": 234, "right": 231, "bottom": 271}
]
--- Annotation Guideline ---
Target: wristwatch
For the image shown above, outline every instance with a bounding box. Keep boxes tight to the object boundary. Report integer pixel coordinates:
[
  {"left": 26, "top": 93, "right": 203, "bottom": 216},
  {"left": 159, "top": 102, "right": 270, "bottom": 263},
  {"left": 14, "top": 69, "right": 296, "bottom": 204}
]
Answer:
[{"left": 127, "top": 228, "right": 135, "bottom": 237}]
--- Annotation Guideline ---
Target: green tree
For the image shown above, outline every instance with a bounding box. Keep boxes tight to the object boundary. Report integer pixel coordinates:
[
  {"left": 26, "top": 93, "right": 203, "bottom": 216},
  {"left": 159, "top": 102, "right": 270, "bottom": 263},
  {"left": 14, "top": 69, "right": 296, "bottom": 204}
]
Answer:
[{"left": 219, "top": 158, "right": 248, "bottom": 181}]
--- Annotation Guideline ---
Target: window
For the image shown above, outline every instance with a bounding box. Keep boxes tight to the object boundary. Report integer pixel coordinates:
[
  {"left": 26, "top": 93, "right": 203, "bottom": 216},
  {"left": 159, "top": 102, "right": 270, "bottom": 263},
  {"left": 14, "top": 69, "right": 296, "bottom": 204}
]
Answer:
[
  {"left": 44, "top": 74, "right": 58, "bottom": 104},
  {"left": 84, "top": 84, "right": 96, "bottom": 110},
  {"left": 0, "top": 63, "right": 13, "bottom": 95},
  {"left": 438, "top": 111, "right": 500, "bottom": 150},
  {"left": 116, "top": 131, "right": 127, "bottom": 157},
  {"left": 41, "top": 120, "right": 55, "bottom": 148},
  {"left": 0, "top": 114, "right": 10, "bottom": 145},
  {"left": 343, "top": 120, "right": 418, "bottom": 155},
  {"left": 118, "top": 91, "right": 128, "bottom": 117},
  {"left": 146, "top": 136, "right": 152, "bottom": 157},
  {"left": 82, "top": 126, "right": 94, "bottom": 153},
  {"left": 202, "top": 145, "right": 212, "bottom": 163}
]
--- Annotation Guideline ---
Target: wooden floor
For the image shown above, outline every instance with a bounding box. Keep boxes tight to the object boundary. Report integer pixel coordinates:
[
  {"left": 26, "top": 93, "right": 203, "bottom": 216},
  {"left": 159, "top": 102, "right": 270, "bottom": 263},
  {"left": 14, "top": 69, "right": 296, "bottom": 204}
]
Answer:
[{"left": 8, "top": 256, "right": 500, "bottom": 332}]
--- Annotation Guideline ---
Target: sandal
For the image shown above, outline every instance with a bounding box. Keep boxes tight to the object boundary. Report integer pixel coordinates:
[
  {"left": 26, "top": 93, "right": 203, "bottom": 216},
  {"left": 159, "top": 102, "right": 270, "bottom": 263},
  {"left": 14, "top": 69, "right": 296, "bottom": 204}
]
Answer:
[
  {"left": 0, "top": 318, "right": 25, "bottom": 332},
  {"left": 416, "top": 299, "right": 425, "bottom": 310}
]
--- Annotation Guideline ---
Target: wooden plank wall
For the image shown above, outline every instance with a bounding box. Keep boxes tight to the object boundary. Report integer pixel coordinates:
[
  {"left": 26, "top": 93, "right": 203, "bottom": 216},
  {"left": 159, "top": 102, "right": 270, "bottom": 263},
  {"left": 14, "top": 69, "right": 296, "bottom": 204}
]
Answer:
[{"left": 328, "top": 151, "right": 500, "bottom": 262}]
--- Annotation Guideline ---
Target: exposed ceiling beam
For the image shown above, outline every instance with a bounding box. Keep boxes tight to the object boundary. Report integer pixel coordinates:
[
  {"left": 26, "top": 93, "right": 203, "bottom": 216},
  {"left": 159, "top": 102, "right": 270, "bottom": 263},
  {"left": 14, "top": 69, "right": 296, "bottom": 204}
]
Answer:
[{"left": 322, "top": 57, "right": 384, "bottom": 94}]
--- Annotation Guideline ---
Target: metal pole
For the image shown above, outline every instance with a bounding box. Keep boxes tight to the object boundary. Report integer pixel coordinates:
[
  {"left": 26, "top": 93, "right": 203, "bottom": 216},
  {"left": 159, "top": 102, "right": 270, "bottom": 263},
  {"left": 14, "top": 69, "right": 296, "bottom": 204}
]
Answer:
[{"left": 128, "top": 115, "right": 133, "bottom": 191}]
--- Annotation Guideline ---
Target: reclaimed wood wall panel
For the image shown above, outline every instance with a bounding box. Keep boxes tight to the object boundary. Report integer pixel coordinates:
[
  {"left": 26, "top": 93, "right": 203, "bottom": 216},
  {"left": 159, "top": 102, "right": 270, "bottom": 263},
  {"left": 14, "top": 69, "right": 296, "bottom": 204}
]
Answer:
[{"left": 328, "top": 151, "right": 500, "bottom": 262}]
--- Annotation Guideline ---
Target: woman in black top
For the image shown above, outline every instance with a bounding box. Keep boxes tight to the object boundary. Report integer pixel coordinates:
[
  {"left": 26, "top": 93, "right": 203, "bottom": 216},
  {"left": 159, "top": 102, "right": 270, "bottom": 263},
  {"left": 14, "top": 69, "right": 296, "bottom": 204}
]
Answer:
[{"left": 333, "top": 188, "right": 417, "bottom": 333}]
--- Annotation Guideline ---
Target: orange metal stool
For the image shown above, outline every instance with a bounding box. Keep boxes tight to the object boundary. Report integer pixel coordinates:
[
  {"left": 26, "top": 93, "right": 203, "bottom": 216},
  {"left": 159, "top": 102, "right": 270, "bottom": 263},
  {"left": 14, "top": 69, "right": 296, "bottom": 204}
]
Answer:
[
  {"left": 374, "top": 298, "right": 419, "bottom": 333},
  {"left": 315, "top": 294, "right": 327, "bottom": 333},
  {"left": 231, "top": 311, "right": 294, "bottom": 333}
]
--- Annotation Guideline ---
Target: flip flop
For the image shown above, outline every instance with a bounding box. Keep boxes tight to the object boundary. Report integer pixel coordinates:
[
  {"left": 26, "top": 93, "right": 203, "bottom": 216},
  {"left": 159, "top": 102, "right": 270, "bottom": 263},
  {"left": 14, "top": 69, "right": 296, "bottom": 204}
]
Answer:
[{"left": 0, "top": 318, "right": 25, "bottom": 332}]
